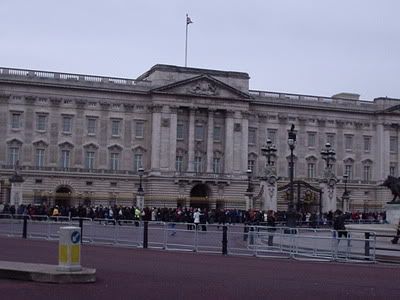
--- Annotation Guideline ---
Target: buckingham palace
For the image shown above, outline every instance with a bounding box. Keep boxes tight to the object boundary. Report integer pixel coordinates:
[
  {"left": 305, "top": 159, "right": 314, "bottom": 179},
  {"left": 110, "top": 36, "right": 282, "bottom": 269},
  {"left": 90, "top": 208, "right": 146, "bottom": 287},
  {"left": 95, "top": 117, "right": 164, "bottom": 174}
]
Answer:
[{"left": 0, "top": 64, "right": 398, "bottom": 212}]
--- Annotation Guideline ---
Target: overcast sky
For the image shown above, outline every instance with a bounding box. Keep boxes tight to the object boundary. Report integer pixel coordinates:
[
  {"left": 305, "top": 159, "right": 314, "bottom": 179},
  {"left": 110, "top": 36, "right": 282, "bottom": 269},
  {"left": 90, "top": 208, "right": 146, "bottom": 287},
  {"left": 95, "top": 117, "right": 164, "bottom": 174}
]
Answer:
[{"left": 1, "top": 0, "right": 399, "bottom": 100}]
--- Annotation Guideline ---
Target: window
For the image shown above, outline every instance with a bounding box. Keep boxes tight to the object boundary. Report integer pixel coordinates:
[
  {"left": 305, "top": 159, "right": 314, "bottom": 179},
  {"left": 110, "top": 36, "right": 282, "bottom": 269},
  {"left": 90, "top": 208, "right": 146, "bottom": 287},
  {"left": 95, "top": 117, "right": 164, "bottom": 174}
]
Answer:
[
  {"left": 11, "top": 112, "right": 21, "bottom": 129},
  {"left": 111, "top": 120, "right": 120, "bottom": 136},
  {"left": 35, "top": 149, "right": 45, "bottom": 167},
  {"left": 87, "top": 118, "right": 97, "bottom": 135},
  {"left": 363, "top": 136, "right": 371, "bottom": 152},
  {"left": 135, "top": 121, "right": 144, "bottom": 138},
  {"left": 85, "top": 151, "right": 95, "bottom": 169},
  {"left": 176, "top": 156, "right": 183, "bottom": 172},
  {"left": 307, "top": 132, "right": 316, "bottom": 147},
  {"left": 195, "top": 125, "right": 204, "bottom": 141},
  {"left": 267, "top": 129, "right": 277, "bottom": 145},
  {"left": 177, "top": 124, "right": 184, "bottom": 140},
  {"left": 363, "top": 165, "right": 371, "bottom": 181},
  {"left": 307, "top": 163, "right": 315, "bottom": 178},
  {"left": 390, "top": 164, "right": 397, "bottom": 177},
  {"left": 62, "top": 116, "right": 72, "bottom": 133},
  {"left": 8, "top": 147, "right": 20, "bottom": 166},
  {"left": 390, "top": 136, "right": 398, "bottom": 153},
  {"left": 345, "top": 135, "right": 353, "bottom": 150},
  {"left": 110, "top": 153, "right": 120, "bottom": 170},
  {"left": 345, "top": 165, "right": 353, "bottom": 180},
  {"left": 248, "top": 128, "right": 257, "bottom": 145},
  {"left": 194, "top": 156, "right": 202, "bottom": 173},
  {"left": 60, "top": 150, "right": 70, "bottom": 168},
  {"left": 326, "top": 133, "right": 335, "bottom": 147},
  {"left": 213, "top": 126, "right": 221, "bottom": 142},
  {"left": 248, "top": 159, "right": 255, "bottom": 172},
  {"left": 134, "top": 154, "right": 142, "bottom": 172},
  {"left": 36, "top": 114, "right": 47, "bottom": 131},
  {"left": 213, "top": 158, "right": 221, "bottom": 174}
]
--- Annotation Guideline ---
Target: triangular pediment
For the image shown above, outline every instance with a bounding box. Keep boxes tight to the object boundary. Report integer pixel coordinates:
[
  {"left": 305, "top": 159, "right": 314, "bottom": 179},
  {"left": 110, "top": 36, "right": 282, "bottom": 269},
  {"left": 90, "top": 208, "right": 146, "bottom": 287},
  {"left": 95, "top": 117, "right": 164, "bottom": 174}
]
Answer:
[{"left": 151, "top": 75, "right": 250, "bottom": 100}]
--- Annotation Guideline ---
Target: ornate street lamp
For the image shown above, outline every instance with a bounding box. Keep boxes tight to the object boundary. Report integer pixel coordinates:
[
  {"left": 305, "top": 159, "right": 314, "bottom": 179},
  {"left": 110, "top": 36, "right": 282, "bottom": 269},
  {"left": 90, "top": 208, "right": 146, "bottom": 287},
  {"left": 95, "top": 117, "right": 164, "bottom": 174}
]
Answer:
[
  {"left": 320, "top": 142, "right": 336, "bottom": 169},
  {"left": 261, "top": 138, "right": 277, "bottom": 166},
  {"left": 287, "top": 124, "right": 297, "bottom": 227},
  {"left": 136, "top": 167, "right": 145, "bottom": 209}
]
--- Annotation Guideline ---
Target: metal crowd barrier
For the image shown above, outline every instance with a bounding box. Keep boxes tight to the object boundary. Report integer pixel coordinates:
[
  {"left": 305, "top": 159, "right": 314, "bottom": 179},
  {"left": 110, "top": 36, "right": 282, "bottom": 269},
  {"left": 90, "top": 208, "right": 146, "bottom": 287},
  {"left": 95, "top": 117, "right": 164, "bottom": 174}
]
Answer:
[{"left": 0, "top": 215, "right": 381, "bottom": 263}]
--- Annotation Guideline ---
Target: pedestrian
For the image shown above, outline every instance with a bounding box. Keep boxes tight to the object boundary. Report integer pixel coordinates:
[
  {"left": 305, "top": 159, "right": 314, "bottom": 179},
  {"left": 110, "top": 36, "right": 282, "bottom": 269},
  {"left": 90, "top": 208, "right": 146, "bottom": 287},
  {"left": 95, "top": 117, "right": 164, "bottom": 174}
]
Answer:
[
  {"left": 193, "top": 209, "right": 201, "bottom": 230},
  {"left": 267, "top": 210, "right": 276, "bottom": 246},
  {"left": 333, "top": 209, "right": 348, "bottom": 243},
  {"left": 391, "top": 220, "right": 400, "bottom": 244}
]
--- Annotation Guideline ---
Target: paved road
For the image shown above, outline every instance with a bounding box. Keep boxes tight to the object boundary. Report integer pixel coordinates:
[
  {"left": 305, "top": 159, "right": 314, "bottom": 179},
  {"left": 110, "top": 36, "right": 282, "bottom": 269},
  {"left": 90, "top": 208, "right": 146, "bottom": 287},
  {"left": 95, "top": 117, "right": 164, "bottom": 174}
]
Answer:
[{"left": 0, "top": 237, "right": 400, "bottom": 300}]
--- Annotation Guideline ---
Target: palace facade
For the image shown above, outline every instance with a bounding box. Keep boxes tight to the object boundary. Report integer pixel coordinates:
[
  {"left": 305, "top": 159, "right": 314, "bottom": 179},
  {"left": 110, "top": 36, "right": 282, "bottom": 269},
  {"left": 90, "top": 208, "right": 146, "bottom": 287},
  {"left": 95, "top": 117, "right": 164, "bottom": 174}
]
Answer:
[{"left": 0, "top": 64, "right": 398, "bottom": 211}]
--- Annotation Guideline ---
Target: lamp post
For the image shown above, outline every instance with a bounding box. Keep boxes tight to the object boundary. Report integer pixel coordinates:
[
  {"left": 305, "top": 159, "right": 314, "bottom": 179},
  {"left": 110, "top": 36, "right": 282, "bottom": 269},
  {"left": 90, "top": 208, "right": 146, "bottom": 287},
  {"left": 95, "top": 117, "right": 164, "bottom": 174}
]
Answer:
[
  {"left": 246, "top": 169, "right": 253, "bottom": 209},
  {"left": 287, "top": 124, "right": 297, "bottom": 227},
  {"left": 342, "top": 173, "right": 350, "bottom": 212},
  {"left": 136, "top": 167, "right": 145, "bottom": 209},
  {"left": 246, "top": 169, "right": 252, "bottom": 193},
  {"left": 320, "top": 142, "right": 336, "bottom": 169},
  {"left": 261, "top": 138, "right": 277, "bottom": 166}
]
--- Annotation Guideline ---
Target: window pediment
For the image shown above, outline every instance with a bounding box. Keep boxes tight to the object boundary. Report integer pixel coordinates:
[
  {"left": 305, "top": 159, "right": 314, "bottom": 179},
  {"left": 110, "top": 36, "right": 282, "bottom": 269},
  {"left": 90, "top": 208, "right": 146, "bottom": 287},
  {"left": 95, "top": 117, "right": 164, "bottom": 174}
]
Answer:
[
  {"left": 7, "top": 138, "right": 23, "bottom": 146},
  {"left": 83, "top": 142, "right": 99, "bottom": 150}
]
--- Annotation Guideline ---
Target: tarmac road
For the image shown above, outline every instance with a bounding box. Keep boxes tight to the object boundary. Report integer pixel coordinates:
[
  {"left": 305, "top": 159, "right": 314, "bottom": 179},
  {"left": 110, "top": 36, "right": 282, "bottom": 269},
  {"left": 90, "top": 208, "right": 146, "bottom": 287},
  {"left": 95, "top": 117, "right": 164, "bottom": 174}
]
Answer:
[{"left": 1, "top": 237, "right": 400, "bottom": 300}]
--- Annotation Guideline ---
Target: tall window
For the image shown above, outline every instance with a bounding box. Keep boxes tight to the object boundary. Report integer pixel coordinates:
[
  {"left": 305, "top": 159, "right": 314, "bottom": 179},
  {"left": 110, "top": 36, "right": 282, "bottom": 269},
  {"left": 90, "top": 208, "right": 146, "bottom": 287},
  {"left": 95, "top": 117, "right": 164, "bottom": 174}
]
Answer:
[
  {"left": 390, "top": 136, "right": 398, "bottom": 153},
  {"left": 35, "top": 149, "right": 45, "bottom": 167},
  {"left": 345, "top": 165, "right": 353, "bottom": 180},
  {"left": 135, "top": 121, "right": 144, "bottom": 138},
  {"left": 326, "top": 133, "right": 335, "bottom": 147},
  {"left": 176, "top": 156, "right": 183, "bottom": 172},
  {"left": 345, "top": 135, "right": 353, "bottom": 150},
  {"left": 8, "top": 147, "right": 20, "bottom": 166},
  {"left": 267, "top": 129, "right": 277, "bottom": 145},
  {"left": 248, "top": 159, "right": 255, "bottom": 172},
  {"left": 111, "top": 120, "right": 120, "bottom": 136},
  {"left": 363, "top": 136, "right": 371, "bottom": 152},
  {"left": 62, "top": 116, "right": 72, "bottom": 133},
  {"left": 60, "top": 150, "right": 70, "bottom": 168},
  {"left": 390, "top": 164, "right": 397, "bottom": 177},
  {"left": 177, "top": 124, "right": 184, "bottom": 140},
  {"left": 213, "top": 126, "right": 221, "bottom": 142},
  {"left": 134, "top": 154, "right": 142, "bottom": 172},
  {"left": 194, "top": 156, "right": 202, "bottom": 173},
  {"left": 195, "top": 125, "right": 204, "bottom": 141},
  {"left": 36, "top": 114, "right": 47, "bottom": 131},
  {"left": 87, "top": 118, "right": 97, "bottom": 135},
  {"left": 110, "top": 153, "right": 120, "bottom": 170},
  {"left": 307, "top": 163, "right": 315, "bottom": 178},
  {"left": 11, "top": 113, "right": 21, "bottom": 129},
  {"left": 248, "top": 128, "right": 257, "bottom": 145},
  {"left": 307, "top": 132, "right": 316, "bottom": 147},
  {"left": 85, "top": 151, "right": 95, "bottom": 169},
  {"left": 363, "top": 165, "right": 371, "bottom": 181},
  {"left": 213, "top": 158, "right": 221, "bottom": 174}
]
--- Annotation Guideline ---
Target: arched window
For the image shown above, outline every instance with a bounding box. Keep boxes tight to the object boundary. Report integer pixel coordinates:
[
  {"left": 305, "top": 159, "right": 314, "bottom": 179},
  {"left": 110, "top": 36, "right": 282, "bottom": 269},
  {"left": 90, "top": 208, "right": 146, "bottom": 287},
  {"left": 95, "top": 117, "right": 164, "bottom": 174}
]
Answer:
[
  {"left": 108, "top": 144, "right": 123, "bottom": 171},
  {"left": 59, "top": 142, "right": 74, "bottom": 169},
  {"left": 83, "top": 143, "right": 99, "bottom": 170},
  {"left": 7, "top": 139, "right": 22, "bottom": 166},
  {"left": 343, "top": 158, "right": 354, "bottom": 179},
  {"left": 132, "top": 146, "right": 146, "bottom": 172}
]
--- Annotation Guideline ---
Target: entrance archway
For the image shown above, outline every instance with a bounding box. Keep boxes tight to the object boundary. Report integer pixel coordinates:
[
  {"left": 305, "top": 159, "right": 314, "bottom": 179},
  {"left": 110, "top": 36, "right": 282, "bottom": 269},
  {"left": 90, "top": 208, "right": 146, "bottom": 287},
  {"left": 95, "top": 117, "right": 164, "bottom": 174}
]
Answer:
[
  {"left": 54, "top": 186, "right": 73, "bottom": 207},
  {"left": 190, "top": 184, "right": 210, "bottom": 210}
]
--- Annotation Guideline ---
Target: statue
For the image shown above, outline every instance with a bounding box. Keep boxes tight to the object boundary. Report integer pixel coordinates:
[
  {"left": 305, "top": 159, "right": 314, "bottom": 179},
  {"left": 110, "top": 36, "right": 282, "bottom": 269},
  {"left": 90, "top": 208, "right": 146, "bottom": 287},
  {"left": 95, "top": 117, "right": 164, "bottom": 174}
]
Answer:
[{"left": 380, "top": 175, "right": 400, "bottom": 203}]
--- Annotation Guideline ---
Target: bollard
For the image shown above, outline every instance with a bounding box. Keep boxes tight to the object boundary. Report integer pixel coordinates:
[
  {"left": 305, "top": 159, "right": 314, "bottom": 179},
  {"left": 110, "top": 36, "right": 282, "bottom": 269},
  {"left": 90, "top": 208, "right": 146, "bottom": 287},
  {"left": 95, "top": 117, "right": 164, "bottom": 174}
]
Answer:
[
  {"left": 143, "top": 221, "right": 148, "bottom": 249},
  {"left": 58, "top": 226, "right": 82, "bottom": 271},
  {"left": 364, "top": 232, "right": 370, "bottom": 260},
  {"left": 22, "top": 215, "right": 28, "bottom": 239},
  {"left": 79, "top": 218, "right": 84, "bottom": 244},
  {"left": 222, "top": 225, "right": 228, "bottom": 255}
]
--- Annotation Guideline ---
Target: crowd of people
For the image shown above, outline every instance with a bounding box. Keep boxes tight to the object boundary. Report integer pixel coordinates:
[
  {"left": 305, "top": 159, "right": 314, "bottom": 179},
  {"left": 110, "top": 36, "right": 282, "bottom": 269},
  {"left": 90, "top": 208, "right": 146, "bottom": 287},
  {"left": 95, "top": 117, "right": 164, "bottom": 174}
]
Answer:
[{"left": 0, "top": 202, "right": 387, "bottom": 227}]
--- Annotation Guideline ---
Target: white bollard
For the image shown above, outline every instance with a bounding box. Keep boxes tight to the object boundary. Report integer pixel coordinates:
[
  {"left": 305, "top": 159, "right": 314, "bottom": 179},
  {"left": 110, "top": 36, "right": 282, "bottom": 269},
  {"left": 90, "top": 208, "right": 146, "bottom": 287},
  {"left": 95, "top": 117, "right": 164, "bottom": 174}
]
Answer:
[{"left": 58, "top": 226, "right": 82, "bottom": 271}]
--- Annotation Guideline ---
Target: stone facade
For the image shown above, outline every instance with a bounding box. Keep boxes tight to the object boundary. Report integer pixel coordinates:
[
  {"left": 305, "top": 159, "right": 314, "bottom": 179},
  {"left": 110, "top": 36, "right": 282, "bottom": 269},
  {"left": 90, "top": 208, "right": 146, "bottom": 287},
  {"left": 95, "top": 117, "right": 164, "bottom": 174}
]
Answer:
[{"left": 0, "top": 64, "right": 398, "bottom": 212}]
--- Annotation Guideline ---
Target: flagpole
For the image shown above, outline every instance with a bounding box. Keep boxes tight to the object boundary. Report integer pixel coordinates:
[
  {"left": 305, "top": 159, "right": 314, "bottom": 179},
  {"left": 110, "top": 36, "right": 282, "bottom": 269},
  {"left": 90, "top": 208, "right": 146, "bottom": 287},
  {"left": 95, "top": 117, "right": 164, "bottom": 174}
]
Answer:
[{"left": 185, "top": 14, "right": 189, "bottom": 67}]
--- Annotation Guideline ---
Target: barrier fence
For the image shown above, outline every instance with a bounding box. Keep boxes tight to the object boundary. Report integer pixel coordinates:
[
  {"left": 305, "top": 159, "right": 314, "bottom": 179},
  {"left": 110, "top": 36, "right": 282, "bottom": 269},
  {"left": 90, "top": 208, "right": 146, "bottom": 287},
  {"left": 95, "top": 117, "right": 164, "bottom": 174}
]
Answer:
[{"left": 0, "top": 214, "right": 387, "bottom": 263}]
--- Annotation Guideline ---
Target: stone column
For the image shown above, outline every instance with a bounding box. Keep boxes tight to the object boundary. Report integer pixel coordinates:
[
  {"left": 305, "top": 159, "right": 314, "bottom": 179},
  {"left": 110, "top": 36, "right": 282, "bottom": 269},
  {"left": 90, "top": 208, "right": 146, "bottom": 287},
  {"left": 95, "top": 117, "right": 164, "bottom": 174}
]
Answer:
[
  {"left": 206, "top": 110, "right": 214, "bottom": 173},
  {"left": 224, "top": 111, "right": 234, "bottom": 174},
  {"left": 187, "top": 108, "right": 195, "bottom": 172},
  {"left": 150, "top": 105, "right": 162, "bottom": 172},
  {"left": 241, "top": 113, "right": 249, "bottom": 173},
  {"left": 169, "top": 107, "right": 178, "bottom": 172},
  {"left": 376, "top": 122, "right": 390, "bottom": 180}
]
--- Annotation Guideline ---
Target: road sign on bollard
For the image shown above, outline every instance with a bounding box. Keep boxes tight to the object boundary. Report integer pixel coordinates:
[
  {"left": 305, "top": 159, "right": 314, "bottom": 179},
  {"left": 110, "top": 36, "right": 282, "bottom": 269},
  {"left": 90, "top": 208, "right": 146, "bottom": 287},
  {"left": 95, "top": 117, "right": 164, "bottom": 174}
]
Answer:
[{"left": 58, "top": 226, "right": 82, "bottom": 271}]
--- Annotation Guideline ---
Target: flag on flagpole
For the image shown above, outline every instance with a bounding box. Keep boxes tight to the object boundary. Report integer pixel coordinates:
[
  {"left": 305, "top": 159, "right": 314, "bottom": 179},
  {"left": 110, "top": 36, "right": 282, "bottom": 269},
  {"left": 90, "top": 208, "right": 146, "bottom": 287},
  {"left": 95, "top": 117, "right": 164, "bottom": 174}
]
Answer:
[{"left": 186, "top": 14, "right": 193, "bottom": 25}]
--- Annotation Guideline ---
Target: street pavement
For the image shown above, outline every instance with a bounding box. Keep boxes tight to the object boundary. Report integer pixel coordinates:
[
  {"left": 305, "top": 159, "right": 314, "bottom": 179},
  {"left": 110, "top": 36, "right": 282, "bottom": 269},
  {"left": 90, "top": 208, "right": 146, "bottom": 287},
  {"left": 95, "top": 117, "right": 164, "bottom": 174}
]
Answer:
[{"left": 0, "top": 237, "right": 400, "bottom": 300}]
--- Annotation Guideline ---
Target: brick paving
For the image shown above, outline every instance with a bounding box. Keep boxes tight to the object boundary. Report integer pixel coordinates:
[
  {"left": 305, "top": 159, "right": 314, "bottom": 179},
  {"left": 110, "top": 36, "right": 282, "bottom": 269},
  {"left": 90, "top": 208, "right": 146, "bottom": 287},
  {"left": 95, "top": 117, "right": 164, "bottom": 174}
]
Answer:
[{"left": 0, "top": 237, "right": 400, "bottom": 300}]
